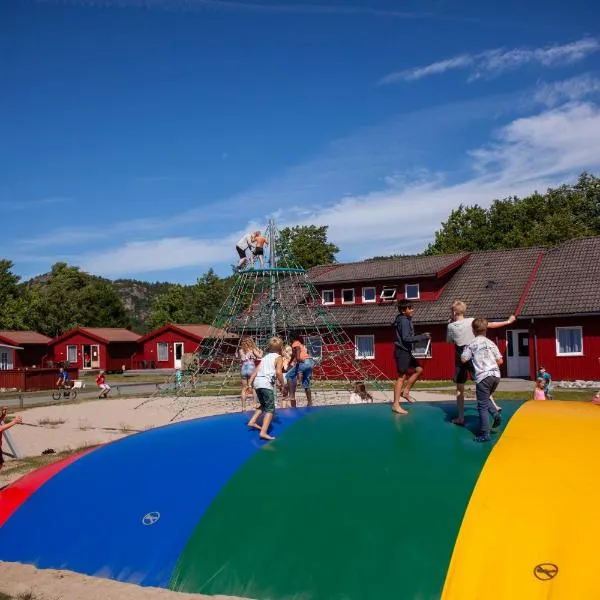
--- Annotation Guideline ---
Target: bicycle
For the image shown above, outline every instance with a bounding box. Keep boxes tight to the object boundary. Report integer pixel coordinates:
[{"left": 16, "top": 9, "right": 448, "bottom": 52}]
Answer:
[{"left": 51, "top": 386, "right": 78, "bottom": 402}]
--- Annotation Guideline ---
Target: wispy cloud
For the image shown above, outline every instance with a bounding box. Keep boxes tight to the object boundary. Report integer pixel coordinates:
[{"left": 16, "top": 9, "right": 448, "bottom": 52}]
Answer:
[
  {"left": 380, "top": 36, "right": 600, "bottom": 84},
  {"left": 38, "top": 0, "right": 469, "bottom": 22},
  {"left": 534, "top": 74, "right": 600, "bottom": 107},
  {"left": 68, "top": 88, "right": 600, "bottom": 277}
]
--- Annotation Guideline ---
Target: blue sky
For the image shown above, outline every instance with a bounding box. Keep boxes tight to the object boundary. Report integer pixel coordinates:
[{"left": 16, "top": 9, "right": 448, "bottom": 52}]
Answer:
[{"left": 2, "top": 0, "right": 600, "bottom": 282}]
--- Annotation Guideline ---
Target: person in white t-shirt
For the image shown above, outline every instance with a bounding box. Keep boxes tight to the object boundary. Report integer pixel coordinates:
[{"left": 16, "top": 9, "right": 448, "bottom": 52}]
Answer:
[
  {"left": 235, "top": 232, "right": 257, "bottom": 270},
  {"left": 447, "top": 300, "right": 515, "bottom": 426},
  {"left": 247, "top": 337, "right": 284, "bottom": 441},
  {"left": 461, "top": 318, "right": 504, "bottom": 443}
]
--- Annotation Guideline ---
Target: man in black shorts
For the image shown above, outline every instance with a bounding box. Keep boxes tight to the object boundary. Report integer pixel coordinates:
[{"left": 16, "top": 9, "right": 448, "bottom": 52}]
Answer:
[{"left": 391, "top": 299, "right": 431, "bottom": 415}]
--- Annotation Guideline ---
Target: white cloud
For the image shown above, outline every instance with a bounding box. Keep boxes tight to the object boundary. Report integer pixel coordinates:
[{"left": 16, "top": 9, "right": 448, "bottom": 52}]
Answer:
[
  {"left": 534, "top": 74, "right": 600, "bottom": 107},
  {"left": 74, "top": 95, "right": 600, "bottom": 276},
  {"left": 380, "top": 36, "right": 600, "bottom": 84}
]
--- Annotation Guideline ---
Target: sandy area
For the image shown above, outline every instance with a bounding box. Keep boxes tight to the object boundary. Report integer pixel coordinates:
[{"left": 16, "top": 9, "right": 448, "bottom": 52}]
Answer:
[{"left": 0, "top": 389, "right": 453, "bottom": 599}]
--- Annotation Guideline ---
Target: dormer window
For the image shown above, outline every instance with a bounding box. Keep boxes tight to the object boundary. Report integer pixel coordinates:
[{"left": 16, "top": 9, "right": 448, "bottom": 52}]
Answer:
[
  {"left": 342, "top": 288, "right": 355, "bottom": 304},
  {"left": 405, "top": 284, "right": 420, "bottom": 300},
  {"left": 322, "top": 290, "right": 335, "bottom": 305},
  {"left": 380, "top": 287, "right": 397, "bottom": 302}
]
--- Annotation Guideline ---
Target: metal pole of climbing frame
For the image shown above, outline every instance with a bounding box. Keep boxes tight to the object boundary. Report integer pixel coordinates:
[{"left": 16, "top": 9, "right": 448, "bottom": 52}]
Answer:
[{"left": 269, "top": 218, "right": 277, "bottom": 336}]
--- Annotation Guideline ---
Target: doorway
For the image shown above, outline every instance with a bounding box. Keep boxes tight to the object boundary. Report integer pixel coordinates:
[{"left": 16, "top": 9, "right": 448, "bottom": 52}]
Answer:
[
  {"left": 174, "top": 342, "right": 184, "bottom": 370},
  {"left": 82, "top": 344, "right": 101, "bottom": 369},
  {"left": 506, "top": 330, "right": 530, "bottom": 378}
]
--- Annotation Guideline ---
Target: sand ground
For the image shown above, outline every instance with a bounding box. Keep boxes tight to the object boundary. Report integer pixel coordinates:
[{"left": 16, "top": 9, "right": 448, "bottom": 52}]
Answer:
[{"left": 0, "top": 389, "right": 453, "bottom": 599}]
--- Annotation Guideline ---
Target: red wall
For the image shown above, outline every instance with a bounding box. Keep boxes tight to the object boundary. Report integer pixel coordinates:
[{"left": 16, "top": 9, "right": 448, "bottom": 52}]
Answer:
[
  {"left": 315, "top": 275, "right": 452, "bottom": 307},
  {"left": 141, "top": 330, "right": 202, "bottom": 368},
  {"left": 13, "top": 345, "right": 50, "bottom": 368},
  {"left": 52, "top": 333, "right": 107, "bottom": 369},
  {"left": 532, "top": 317, "right": 600, "bottom": 381}
]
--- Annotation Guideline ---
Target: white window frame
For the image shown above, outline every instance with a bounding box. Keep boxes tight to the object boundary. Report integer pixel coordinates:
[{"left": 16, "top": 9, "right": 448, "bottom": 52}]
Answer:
[
  {"left": 405, "top": 283, "right": 420, "bottom": 300},
  {"left": 305, "top": 335, "right": 323, "bottom": 360},
  {"left": 412, "top": 338, "right": 432, "bottom": 359},
  {"left": 342, "top": 288, "right": 355, "bottom": 304},
  {"left": 0, "top": 351, "right": 9, "bottom": 371},
  {"left": 380, "top": 287, "right": 397, "bottom": 302},
  {"left": 66, "top": 345, "right": 78, "bottom": 364},
  {"left": 555, "top": 326, "right": 584, "bottom": 357},
  {"left": 157, "top": 342, "right": 169, "bottom": 362},
  {"left": 355, "top": 335, "right": 375, "bottom": 360},
  {"left": 362, "top": 286, "right": 376, "bottom": 303},
  {"left": 321, "top": 289, "right": 335, "bottom": 305}
]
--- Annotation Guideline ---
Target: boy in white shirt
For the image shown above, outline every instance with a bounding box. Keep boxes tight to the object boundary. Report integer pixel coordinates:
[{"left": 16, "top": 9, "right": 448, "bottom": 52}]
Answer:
[
  {"left": 247, "top": 337, "right": 284, "bottom": 441},
  {"left": 447, "top": 300, "right": 515, "bottom": 426},
  {"left": 235, "top": 232, "right": 257, "bottom": 270},
  {"left": 461, "top": 318, "right": 504, "bottom": 443}
]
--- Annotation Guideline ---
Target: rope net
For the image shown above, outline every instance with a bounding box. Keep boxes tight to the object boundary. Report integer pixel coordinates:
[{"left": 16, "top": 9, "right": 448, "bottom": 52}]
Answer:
[{"left": 137, "top": 219, "right": 392, "bottom": 419}]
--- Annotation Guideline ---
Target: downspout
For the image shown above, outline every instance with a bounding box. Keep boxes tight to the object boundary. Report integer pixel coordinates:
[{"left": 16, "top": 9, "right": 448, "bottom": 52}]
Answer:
[{"left": 532, "top": 317, "right": 538, "bottom": 378}]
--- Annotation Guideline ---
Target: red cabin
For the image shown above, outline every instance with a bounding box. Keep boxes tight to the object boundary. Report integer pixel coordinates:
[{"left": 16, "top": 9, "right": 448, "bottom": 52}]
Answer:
[
  {"left": 137, "top": 324, "right": 235, "bottom": 370},
  {"left": 50, "top": 328, "right": 141, "bottom": 373},
  {"left": 0, "top": 331, "right": 52, "bottom": 370}
]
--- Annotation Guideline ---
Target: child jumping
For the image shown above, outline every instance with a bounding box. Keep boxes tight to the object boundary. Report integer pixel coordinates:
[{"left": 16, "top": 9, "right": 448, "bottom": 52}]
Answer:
[
  {"left": 447, "top": 300, "right": 515, "bottom": 426},
  {"left": 0, "top": 407, "right": 22, "bottom": 470},
  {"left": 461, "top": 318, "right": 503, "bottom": 443},
  {"left": 349, "top": 382, "right": 373, "bottom": 404},
  {"left": 391, "top": 299, "right": 431, "bottom": 415},
  {"left": 247, "top": 337, "right": 284, "bottom": 441}
]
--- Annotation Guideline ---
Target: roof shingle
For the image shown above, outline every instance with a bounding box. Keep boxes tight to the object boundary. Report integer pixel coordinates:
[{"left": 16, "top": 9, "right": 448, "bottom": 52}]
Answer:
[
  {"left": 0, "top": 331, "right": 52, "bottom": 345},
  {"left": 519, "top": 237, "right": 600, "bottom": 317},
  {"left": 79, "top": 328, "right": 141, "bottom": 342},
  {"left": 308, "top": 253, "right": 469, "bottom": 284}
]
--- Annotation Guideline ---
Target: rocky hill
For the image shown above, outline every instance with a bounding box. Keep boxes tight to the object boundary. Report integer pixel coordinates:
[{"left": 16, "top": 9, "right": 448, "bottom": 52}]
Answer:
[{"left": 112, "top": 279, "right": 173, "bottom": 332}]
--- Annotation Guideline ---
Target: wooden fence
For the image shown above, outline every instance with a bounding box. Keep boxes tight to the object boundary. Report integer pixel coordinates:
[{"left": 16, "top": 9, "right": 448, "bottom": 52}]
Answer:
[{"left": 0, "top": 367, "right": 79, "bottom": 392}]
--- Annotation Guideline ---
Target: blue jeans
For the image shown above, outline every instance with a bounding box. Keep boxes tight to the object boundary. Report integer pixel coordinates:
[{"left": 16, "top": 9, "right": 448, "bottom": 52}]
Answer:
[
  {"left": 476, "top": 376, "right": 500, "bottom": 435},
  {"left": 287, "top": 359, "right": 314, "bottom": 390}
]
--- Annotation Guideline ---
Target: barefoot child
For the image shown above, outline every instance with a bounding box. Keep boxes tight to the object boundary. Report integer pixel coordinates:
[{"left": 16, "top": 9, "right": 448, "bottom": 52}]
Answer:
[
  {"left": 461, "top": 318, "right": 503, "bottom": 443},
  {"left": 349, "top": 382, "right": 373, "bottom": 404},
  {"left": 252, "top": 231, "right": 269, "bottom": 268},
  {"left": 0, "top": 408, "right": 22, "bottom": 470},
  {"left": 247, "top": 337, "right": 284, "bottom": 441},
  {"left": 533, "top": 377, "right": 547, "bottom": 400},
  {"left": 447, "top": 300, "right": 515, "bottom": 426},
  {"left": 391, "top": 299, "right": 431, "bottom": 415},
  {"left": 279, "top": 344, "right": 293, "bottom": 408}
]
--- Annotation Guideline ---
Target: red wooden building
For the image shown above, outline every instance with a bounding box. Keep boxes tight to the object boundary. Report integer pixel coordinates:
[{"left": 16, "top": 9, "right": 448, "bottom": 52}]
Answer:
[
  {"left": 0, "top": 331, "right": 52, "bottom": 370},
  {"left": 309, "top": 237, "right": 600, "bottom": 381},
  {"left": 50, "top": 328, "right": 141, "bottom": 373},
  {"left": 137, "top": 324, "right": 234, "bottom": 369}
]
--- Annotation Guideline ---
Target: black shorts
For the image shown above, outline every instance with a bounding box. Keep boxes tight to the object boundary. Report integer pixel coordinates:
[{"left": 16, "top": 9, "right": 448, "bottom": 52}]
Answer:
[
  {"left": 236, "top": 246, "right": 246, "bottom": 259},
  {"left": 394, "top": 349, "right": 420, "bottom": 375},
  {"left": 454, "top": 345, "right": 475, "bottom": 384},
  {"left": 253, "top": 247, "right": 264, "bottom": 256}
]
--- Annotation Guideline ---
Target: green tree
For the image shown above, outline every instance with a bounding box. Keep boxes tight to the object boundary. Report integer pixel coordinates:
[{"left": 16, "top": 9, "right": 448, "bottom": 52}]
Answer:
[
  {"left": 147, "top": 285, "right": 189, "bottom": 330},
  {"left": 277, "top": 225, "right": 339, "bottom": 269},
  {"left": 186, "top": 269, "right": 232, "bottom": 325},
  {"left": 0, "top": 259, "right": 28, "bottom": 329},
  {"left": 425, "top": 173, "right": 600, "bottom": 255},
  {"left": 27, "top": 263, "right": 130, "bottom": 337}
]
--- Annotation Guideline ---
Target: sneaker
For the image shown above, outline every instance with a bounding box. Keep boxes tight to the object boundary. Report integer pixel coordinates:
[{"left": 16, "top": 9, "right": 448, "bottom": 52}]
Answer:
[
  {"left": 492, "top": 413, "right": 502, "bottom": 429},
  {"left": 474, "top": 434, "right": 491, "bottom": 443}
]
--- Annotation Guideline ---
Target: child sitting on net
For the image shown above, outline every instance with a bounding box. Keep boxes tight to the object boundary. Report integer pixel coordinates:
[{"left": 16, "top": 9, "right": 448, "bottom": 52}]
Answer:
[
  {"left": 533, "top": 377, "right": 547, "bottom": 400},
  {"left": 349, "top": 382, "right": 373, "bottom": 404}
]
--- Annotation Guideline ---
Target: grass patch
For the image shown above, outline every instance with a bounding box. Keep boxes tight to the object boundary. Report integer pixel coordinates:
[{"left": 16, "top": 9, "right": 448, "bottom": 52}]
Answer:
[
  {"left": 80, "top": 373, "right": 167, "bottom": 384},
  {"left": 37, "top": 417, "right": 67, "bottom": 427}
]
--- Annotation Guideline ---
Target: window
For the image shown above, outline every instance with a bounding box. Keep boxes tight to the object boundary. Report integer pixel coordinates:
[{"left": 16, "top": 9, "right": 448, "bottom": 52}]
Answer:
[
  {"left": 67, "top": 345, "right": 77, "bottom": 364},
  {"left": 305, "top": 336, "right": 323, "bottom": 360},
  {"left": 362, "top": 287, "right": 376, "bottom": 303},
  {"left": 413, "top": 337, "right": 432, "bottom": 358},
  {"left": 405, "top": 283, "right": 420, "bottom": 300},
  {"left": 322, "top": 289, "right": 335, "bottom": 305},
  {"left": 555, "top": 327, "right": 583, "bottom": 356},
  {"left": 157, "top": 342, "right": 169, "bottom": 362},
  {"left": 355, "top": 335, "right": 375, "bottom": 360},
  {"left": 0, "top": 351, "right": 8, "bottom": 371},
  {"left": 342, "top": 288, "right": 355, "bottom": 304},
  {"left": 380, "top": 287, "right": 397, "bottom": 302}
]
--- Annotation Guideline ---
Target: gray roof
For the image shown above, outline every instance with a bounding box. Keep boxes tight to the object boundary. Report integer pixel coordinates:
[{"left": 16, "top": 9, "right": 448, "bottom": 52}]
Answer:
[
  {"left": 308, "top": 253, "right": 469, "bottom": 284},
  {"left": 519, "top": 237, "right": 600, "bottom": 317}
]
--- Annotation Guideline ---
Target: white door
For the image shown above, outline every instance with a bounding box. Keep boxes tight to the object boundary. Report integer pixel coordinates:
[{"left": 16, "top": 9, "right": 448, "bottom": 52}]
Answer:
[
  {"left": 174, "top": 343, "right": 184, "bottom": 369},
  {"left": 506, "top": 329, "right": 530, "bottom": 377}
]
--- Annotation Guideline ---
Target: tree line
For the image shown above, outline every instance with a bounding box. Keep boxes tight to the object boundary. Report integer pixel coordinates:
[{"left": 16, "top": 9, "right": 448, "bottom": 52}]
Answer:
[{"left": 1, "top": 175, "right": 597, "bottom": 335}]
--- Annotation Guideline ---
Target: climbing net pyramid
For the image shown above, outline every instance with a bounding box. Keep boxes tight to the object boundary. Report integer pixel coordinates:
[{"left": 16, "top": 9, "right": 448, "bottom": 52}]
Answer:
[{"left": 137, "top": 219, "right": 392, "bottom": 419}]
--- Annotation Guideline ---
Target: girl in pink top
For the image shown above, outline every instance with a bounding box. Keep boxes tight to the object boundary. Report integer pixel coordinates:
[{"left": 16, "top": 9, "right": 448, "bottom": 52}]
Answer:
[
  {"left": 238, "top": 337, "right": 263, "bottom": 411},
  {"left": 533, "top": 377, "right": 547, "bottom": 400}
]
